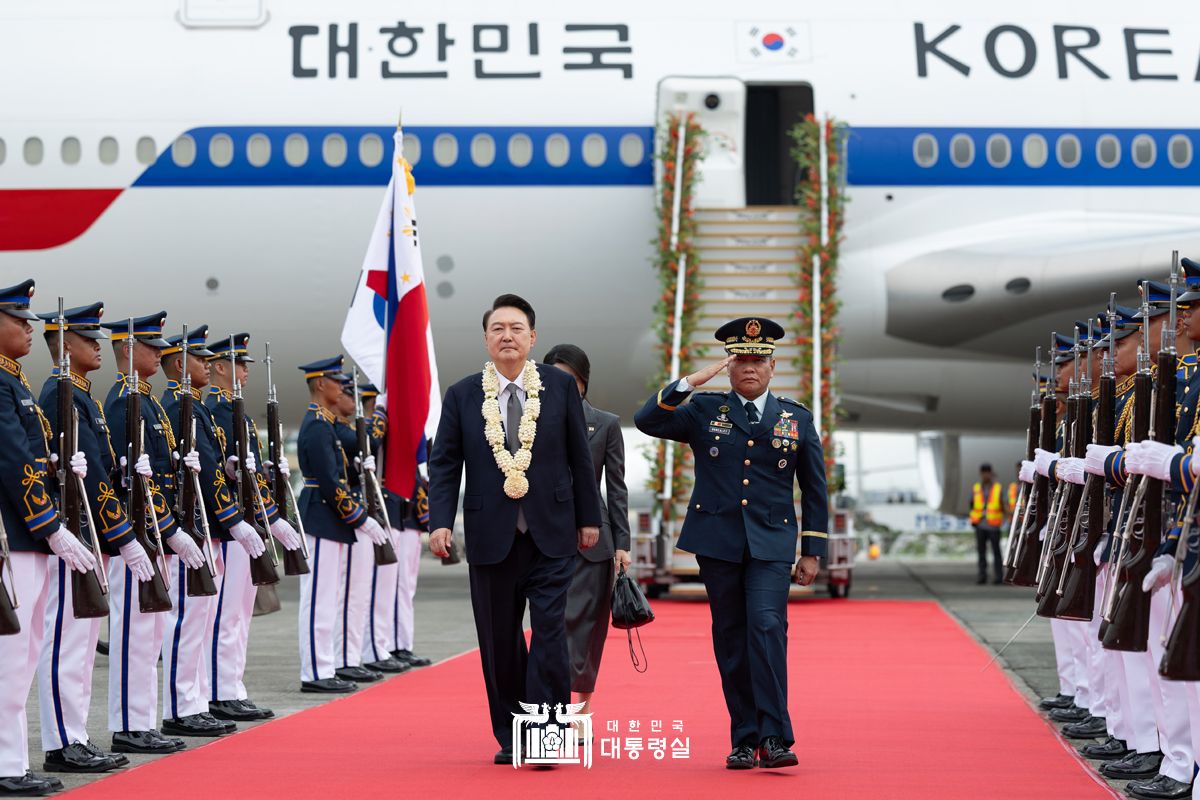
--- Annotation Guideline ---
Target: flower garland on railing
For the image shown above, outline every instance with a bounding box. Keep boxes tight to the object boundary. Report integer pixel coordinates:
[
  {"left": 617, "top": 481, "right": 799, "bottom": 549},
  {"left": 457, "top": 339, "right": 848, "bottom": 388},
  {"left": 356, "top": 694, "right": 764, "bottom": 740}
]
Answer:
[
  {"left": 790, "top": 114, "right": 847, "bottom": 481},
  {"left": 646, "top": 112, "right": 706, "bottom": 520}
]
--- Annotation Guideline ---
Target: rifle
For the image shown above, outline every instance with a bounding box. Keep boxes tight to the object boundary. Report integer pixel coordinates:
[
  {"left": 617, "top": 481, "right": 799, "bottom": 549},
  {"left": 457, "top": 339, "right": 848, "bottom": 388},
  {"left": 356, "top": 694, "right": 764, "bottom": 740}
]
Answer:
[
  {"left": 56, "top": 298, "right": 108, "bottom": 619},
  {"left": 1162, "top": 478, "right": 1200, "bottom": 677},
  {"left": 229, "top": 337, "right": 279, "bottom": 586},
  {"left": 1104, "top": 268, "right": 1177, "bottom": 651},
  {"left": 176, "top": 326, "right": 217, "bottom": 597},
  {"left": 352, "top": 368, "right": 397, "bottom": 565},
  {"left": 1058, "top": 304, "right": 1117, "bottom": 620},
  {"left": 1010, "top": 334, "right": 1059, "bottom": 587},
  {"left": 124, "top": 318, "right": 172, "bottom": 613},
  {"left": 1002, "top": 347, "right": 1042, "bottom": 582},
  {"left": 265, "top": 342, "right": 309, "bottom": 576},
  {"left": 0, "top": 505, "right": 17, "bottom": 634}
]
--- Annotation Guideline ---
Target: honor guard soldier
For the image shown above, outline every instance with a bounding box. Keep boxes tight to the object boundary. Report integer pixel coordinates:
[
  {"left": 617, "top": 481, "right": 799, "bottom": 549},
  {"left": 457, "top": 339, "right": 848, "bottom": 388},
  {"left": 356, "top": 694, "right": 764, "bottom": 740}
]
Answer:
[
  {"left": 634, "top": 317, "right": 828, "bottom": 771},
  {"left": 204, "top": 333, "right": 301, "bottom": 722},
  {"left": 0, "top": 281, "right": 91, "bottom": 796},
  {"left": 295, "top": 357, "right": 389, "bottom": 693},
  {"left": 393, "top": 446, "right": 433, "bottom": 669},
  {"left": 36, "top": 303, "right": 147, "bottom": 773},
  {"left": 157, "top": 326, "right": 234, "bottom": 739},
  {"left": 100, "top": 312, "right": 188, "bottom": 756}
]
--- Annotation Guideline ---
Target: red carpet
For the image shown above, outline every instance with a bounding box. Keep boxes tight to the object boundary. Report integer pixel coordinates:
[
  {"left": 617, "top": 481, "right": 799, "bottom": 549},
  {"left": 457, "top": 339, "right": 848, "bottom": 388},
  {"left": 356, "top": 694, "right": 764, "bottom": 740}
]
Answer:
[{"left": 65, "top": 600, "right": 1115, "bottom": 799}]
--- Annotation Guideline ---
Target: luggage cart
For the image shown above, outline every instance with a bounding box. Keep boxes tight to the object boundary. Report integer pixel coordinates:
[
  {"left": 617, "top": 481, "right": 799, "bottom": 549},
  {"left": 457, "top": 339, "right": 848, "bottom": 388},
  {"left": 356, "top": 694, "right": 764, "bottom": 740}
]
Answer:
[{"left": 825, "top": 508, "right": 855, "bottom": 598}]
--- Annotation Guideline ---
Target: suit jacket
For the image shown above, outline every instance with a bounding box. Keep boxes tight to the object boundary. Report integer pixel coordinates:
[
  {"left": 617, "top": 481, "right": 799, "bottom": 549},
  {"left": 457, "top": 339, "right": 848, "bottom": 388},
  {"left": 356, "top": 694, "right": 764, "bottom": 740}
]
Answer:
[
  {"left": 0, "top": 356, "right": 58, "bottom": 553},
  {"left": 429, "top": 363, "right": 602, "bottom": 566},
  {"left": 634, "top": 381, "right": 828, "bottom": 563},
  {"left": 580, "top": 400, "right": 630, "bottom": 563}
]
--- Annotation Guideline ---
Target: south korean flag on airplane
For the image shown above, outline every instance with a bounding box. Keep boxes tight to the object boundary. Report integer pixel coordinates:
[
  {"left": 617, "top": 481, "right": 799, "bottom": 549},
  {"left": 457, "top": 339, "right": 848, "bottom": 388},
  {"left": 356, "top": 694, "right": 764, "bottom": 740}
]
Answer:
[{"left": 736, "top": 22, "right": 812, "bottom": 63}]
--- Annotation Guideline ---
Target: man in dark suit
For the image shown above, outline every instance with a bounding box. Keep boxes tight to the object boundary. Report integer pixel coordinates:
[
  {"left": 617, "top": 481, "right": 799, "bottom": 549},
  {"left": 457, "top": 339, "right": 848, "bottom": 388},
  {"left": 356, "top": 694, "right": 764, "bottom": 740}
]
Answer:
[
  {"left": 635, "top": 317, "right": 828, "bottom": 771},
  {"left": 429, "top": 294, "right": 602, "bottom": 765}
]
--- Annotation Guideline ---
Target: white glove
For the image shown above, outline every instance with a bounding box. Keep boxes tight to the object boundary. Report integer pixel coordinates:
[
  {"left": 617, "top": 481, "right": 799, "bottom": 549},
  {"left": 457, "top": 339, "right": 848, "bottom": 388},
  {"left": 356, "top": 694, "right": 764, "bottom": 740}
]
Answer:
[
  {"left": 46, "top": 527, "right": 97, "bottom": 574},
  {"left": 1142, "top": 554, "right": 1174, "bottom": 593},
  {"left": 1124, "top": 440, "right": 1182, "bottom": 481},
  {"left": 182, "top": 449, "right": 201, "bottom": 474},
  {"left": 1192, "top": 437, "right": 1200, "bottom": 477},
  {"left": 244, "top": 451, "right": 256, "bottom": 473},
  {"left": 1057, "top": 457, "right": 1087, "bottom": 486},
  {"left": 356, "top": 516, "right": 388, "bottom": 546},
  {"left": 120, "top": 454, "right": 152, "bottom": 479},
  {"left": 376, "top": 392, "right": 388, "bottom": 411},
  {"left": 362, "top": 454, "right": 376, "bottom": 473},
  {"left": 1085, "top": 444, "right": 1122, "bottom": 477},
  {"left": 224, "top": 455, "right": 257, "bottom": 478},
  {"left": 166, "top": 531, "right": 205, "bottom": 570},
  {"left": 1093, "top": 540, "right": 1104, "bottom": 567},
  {"left": 277, "top": 453, "right": 290, "bottom": 477},
  {"left": 268, "top": 518, "right": 302, "bottom": 551},
  {"left": 118, "top": 540, "right": 154, "bottom": 582},
  {"left": 1033, "top": 448, "right": 1056, "bottom": 478},
  {"left": 70, "top": 451, "right": 87, "bottom": 478},
  {"left": 1018, "top": 460, "right": 1035, "bottom": 483},
  {"left": 229, "top": 520, "right": 265, "bottom": 558}
]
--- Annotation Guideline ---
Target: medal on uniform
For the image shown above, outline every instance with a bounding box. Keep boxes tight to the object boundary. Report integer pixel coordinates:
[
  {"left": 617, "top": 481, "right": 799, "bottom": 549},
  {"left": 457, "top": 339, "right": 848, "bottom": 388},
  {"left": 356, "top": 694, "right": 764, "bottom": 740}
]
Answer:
[
  {"left": 719, "top": 405, "right": 730, "bottom": 413},
  {"left": 709, "top": 446, "right": 720, "bottom": 457},
  {"left": 772, "top": 438, "right": 781, "bottom": 448},
  {"left": 778, "top": 458, "right": 788, "bottom": 469},
  {"left": 779, "top": 410, "right": 793, "bottom": 420}
]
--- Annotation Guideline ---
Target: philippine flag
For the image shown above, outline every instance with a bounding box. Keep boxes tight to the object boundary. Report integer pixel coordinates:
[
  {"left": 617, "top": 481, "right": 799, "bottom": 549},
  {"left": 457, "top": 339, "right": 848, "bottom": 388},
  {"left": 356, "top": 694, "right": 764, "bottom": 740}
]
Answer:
[{"left": 341, "top": 127, "right": 440, "bottom": 499}]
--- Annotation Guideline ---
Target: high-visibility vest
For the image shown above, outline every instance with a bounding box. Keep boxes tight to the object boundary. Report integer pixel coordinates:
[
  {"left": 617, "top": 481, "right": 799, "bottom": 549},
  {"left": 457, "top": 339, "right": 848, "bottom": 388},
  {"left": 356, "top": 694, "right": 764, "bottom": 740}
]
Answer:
[
  {"left": 969, "top": 482, "right": 1004, "bottom": 526},
  {"left": 1007, "top": 482, "right": 1019, "bottom": 508}
]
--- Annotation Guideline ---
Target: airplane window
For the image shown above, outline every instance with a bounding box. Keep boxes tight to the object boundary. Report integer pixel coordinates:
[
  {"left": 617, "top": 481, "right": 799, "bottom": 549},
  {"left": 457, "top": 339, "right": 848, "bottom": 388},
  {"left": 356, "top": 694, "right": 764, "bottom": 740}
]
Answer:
[
  {"left": 172, "top": 134, "right": 196, "bottom": 167},
  {"left": 618, "top": 133, "right": 645, "bottom": 167},
  {"left": 1131, "top": 135, "right": 1155, "bottom": 168},
  {"left": 985, "top": 134, "right": 1011, "bottom": 168},
  {"left": 322, "top": 134, "right": 347, "bottom": 167},
  {"left": 470, "top": 134, "right": 496, "bottom": 167},
  {"left": 507, "top": 133, "right": 533, "bottom": 167},
  {"left": 61, "top": 137, "right": 81, "bottom": 166},
  {"left": 246, "top": 134, "right": 271, "bottom": 167},
  {"left": 1169, "top": 135, "right": 1193, "bottom": 169},
  {"left": 949, "top": 134, "right": 974, "bottom": 167},
  {"left": 24, "top": 137, "right": 44, "bottom": 165},
  {"left": 433, "top": 133, "right": 458, "bottom": 167},
  {"left": 912, "top": 134, "right": 938, "bottom": 167},
  {"left": 0, "top": 138, "right": 5, "bottom": 165},
  {"left": 208, "top": 134, "right": 233, "bottom": 167},
  {"left": 582, "top": 133, "right": 607, "bottom": 167},
  {"left": 284, "top": 133, "right": 308, "bottom": 167},
  {"left": 136, "top": 137, "right": 156, "bottom": 165},
  {"left": 545, "top": 134, "right": 570, "bottom": 167},
  {"left": 1096, "top": 135, "right": 1120, "bottom": 168},
  {"left": 402, "top": 133, "right": 420, "bottom": 165},
  {"left": 359, "top": 133, "right": 384, "bottom": 167},
  {"left": 1022, "top": 134, "right": 1048, "bottom": 168},
  {"left": 98, "top": 137, "right": 119, "bottom": 165},
  {"left": 1056, "top": 134, "right": 1080, "bottom": 168}
]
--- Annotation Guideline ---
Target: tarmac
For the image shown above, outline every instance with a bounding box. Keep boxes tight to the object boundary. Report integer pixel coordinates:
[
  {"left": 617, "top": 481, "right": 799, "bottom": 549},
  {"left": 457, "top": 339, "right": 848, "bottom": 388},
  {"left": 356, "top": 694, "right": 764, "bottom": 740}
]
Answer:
[{"left": 23, "top": 557, "right": 1127, "bottom": 794}]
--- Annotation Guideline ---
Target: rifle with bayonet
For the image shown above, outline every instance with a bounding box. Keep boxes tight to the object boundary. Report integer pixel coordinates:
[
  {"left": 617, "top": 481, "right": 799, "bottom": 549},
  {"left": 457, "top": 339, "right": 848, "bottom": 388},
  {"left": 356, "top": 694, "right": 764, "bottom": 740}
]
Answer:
[
  {"left": 265, "top": 342, "right": 309, "bottom": 576},
  {"left": 1003, "top": 348, "right": 1042, "bottom": 583},
  {"left": 352, "top": 368, "right": 397, "bottom": 566},
  {"left": 229, "top": 338, "right": 279, "bottom": 586},
  {"left": 175, "top": 326, "right": 217, "bottom": 598},
  {"left": 1010, "top": 333, "right": 1059, "bottom": 587}
]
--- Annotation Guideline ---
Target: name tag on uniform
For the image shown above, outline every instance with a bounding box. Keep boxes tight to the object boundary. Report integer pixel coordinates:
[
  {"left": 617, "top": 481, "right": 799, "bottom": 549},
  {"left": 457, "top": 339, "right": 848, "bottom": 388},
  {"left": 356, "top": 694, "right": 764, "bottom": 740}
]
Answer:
[
  {"left": 153, "top": 423, "right": 163, "bottom": 433},
  {"left": 19, "top": 398, "right": 33, "bottom": 408},
  {"left": 709, "top": 420, "right": 733, "bottom": 436}
]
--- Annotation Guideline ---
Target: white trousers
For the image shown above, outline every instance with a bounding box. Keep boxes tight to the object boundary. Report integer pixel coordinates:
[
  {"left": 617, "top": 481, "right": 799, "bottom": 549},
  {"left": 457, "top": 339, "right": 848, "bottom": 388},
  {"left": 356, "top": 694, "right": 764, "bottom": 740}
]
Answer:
[
  {"left": 0, "top": 553, "right": 50, "bottom": 777},
  {"left": 1145, "top": 586, "right": 1195, "bottom": 782},
  {"left": 107, "top": 555, "right": 167, "bottom": 732},
  {"left": 1121, "top": 646, "right": 1163, "bottom": 753},
  {"left": 161, "top": 553, "right": 220, "bottom": 720},
  {"left": 361, "top": 530, "right": 399, "bottom": 665},
  {"left": 1183, "top": 681, "right": 1200, "bottom": 800},
  {"left": 1082, "top": 572, "right": 1108, "bottom": 721},
  {"left": 208, "top": 541, "right": 255, "bottom": 702},
  {"left": 298, "top": 535, "right": 347, "bottom": 681},
  {"left": 336, "top": 535, "right": 372, "bottom": 669},
  {"left": 38, "top": 555, "right": 104, "bottom": 751},
  {"left": 392, "top": 527, "right": 421, "bottom": 653},
  {"left": 1050, "top": 617, "right": 1084, "bottom": 699}
]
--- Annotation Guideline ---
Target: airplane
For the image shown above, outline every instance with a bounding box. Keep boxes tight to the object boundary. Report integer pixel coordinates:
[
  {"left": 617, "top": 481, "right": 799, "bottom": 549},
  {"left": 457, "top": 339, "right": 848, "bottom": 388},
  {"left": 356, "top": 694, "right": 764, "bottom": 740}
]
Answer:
[{"left": 3, "top": 0, "right": 1197, "bottom": 507}]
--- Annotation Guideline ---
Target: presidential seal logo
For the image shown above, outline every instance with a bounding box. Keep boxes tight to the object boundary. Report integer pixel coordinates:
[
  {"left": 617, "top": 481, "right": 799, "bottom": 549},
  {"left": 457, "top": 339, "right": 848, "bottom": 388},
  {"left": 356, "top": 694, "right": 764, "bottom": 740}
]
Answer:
[{"left": 511, "top": 702, "right": 593, "bottom": 768}]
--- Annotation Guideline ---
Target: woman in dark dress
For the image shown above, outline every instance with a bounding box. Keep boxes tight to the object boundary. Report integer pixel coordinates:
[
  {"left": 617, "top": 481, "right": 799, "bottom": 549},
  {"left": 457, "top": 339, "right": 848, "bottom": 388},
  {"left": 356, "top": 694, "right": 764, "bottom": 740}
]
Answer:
[{"left": 543, "top": 344, "right": 631, "bottom": 719}]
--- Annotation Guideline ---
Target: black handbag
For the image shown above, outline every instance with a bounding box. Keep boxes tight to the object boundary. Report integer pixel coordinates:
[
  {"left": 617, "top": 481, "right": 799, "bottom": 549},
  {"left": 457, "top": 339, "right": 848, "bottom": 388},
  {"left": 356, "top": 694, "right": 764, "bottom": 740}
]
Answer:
[{"left": 611, "top": 566, "right": 653, "bottom": 672}]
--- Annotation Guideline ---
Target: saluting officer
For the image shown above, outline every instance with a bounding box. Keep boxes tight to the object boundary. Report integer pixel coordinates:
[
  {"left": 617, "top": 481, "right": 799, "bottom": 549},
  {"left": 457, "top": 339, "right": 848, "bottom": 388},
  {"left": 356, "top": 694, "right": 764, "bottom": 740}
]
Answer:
[
  {"left": 0, "top": 281, "right": 90, "bottom": 796},
  {"left": 634, "top": 317, "right": 828, "bottom": 771},
  {"left": 36, "top": 303, "right": 148, "bottom": 773}
]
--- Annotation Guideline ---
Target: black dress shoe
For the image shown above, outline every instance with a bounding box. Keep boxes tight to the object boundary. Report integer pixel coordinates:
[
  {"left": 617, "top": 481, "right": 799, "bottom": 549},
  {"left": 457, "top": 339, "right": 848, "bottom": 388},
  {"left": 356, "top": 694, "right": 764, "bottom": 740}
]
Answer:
[
  {"left": 209, "top": 700, "right": 264, "bottom": 721},
  {"left": 0, "top": 774, "right": 54, "bottom": 796},
  {"left": 757, "top": 737, "right": 798, "bottom": 769},
  {"left": 725, "top": 744, "right": 756, "bottom": 770},
  {"left": 95, "top": 640, "right": 108, "bottom": 657},
  {"left": 364, "top": 657, "right": 411, "bottom": 673},
  {"left": 1101, "top": 751, "right": 1163, "bottom": 779},
  {"left": 23, "top": 774, "right": 61, "bottom": 792},
  {"left": 199, "top": 713, "right": 236, "bottom": 734},
  {"left": 1080, "top": 736, "right": 1129, "bottom": 760},
  {"left": 1126, "top": 774, "right": 1193, "bottom": 800},
  {"left": 301, "top": 677, "right": 358, "bottom": 693},
  {"left": 1040, "top": 693, "right": 1076, "bottom": 710},
  {"left": 110, "top": 730, "right": 185, "bottom": 754},
  {"left": 393, "top": 649, "right": 433, "bottom": 667},
  {"left": 162, "top": 714, "right": 228, "bottom": 737},
  {"left": 236, "top": 699, "right": 274, "bottom": 719},
  {"left": 1062, "top": 715, "right": 1107, "bottom": 739},
  {"left": 42, "top": 743, "right": 119, "bottom": 773},
  {"left": 81, "top": 741, "right": 127, "bottom": 767},
  {"left": 494, "top": 746, "right": 513, "bottom": 765},
  {"left": 1049, "top": 705, "right": 1090, "bottom": 722},
  {"left": 336, "top": 666, "right": 383, "bottom": 682}
]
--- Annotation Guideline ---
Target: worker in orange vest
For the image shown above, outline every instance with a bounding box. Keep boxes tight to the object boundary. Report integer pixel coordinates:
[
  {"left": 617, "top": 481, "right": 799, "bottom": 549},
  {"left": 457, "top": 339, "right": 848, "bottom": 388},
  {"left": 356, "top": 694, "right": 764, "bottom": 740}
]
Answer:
[{"left": 969, "top": 463, "right": 1007, "bottom": 584}]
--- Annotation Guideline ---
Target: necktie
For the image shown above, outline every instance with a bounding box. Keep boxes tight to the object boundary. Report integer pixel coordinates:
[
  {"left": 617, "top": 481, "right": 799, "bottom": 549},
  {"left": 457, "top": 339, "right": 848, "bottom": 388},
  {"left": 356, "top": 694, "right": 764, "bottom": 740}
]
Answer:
[
  {"left": 744, "top": 400, "right": 759, "bottom": 425},
  {"left": 506, "top": 388, "right": 521, "bottom": 454}
]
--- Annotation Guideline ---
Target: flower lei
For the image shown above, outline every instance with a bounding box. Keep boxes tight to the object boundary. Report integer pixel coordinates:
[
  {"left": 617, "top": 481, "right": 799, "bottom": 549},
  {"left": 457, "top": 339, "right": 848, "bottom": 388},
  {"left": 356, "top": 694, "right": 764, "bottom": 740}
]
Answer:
[{"left": 482, "top": 360, "right": 542, "bottom": 499}]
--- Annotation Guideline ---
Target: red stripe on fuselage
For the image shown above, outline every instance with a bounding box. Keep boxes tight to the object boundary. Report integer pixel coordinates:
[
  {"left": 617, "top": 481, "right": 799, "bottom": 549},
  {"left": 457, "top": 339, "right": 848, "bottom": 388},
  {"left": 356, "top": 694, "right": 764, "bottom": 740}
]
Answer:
[{"left": 0, "top": 189, "right": 122, "bottom": 251}]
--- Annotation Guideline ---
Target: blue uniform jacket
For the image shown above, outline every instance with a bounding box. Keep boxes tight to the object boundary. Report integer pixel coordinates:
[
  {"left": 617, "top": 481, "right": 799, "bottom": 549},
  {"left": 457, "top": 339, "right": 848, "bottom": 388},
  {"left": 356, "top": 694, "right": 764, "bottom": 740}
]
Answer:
[
  {"left": 634, "top": 381, "right": 829, "bottom": 562},
  {"left": 103, "top": 375, "right": 179, "bottom": 544},
  {"left": 205, "top": 386, "right": 280, "bottom": 528},
  {"left": 161, "top": 381, "right": 242, "bottom": 540},
  {"left": 297, "top": 402, "right": 368, "bottom": 544},
  {"left": 0, "top": 356, "right": 59, "bottom": 552}
]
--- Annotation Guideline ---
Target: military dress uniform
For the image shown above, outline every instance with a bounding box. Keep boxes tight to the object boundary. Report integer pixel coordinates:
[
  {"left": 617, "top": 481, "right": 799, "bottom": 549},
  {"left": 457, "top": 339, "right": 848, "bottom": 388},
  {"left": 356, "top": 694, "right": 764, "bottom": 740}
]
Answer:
[
  {"left": 100, "top": 313, "right": 186, "bottom": 754},
  {"left": 35, "top": 303, "right": 135, "bottom": 772},
  {"left": 387, "top": 443, "right": 433, "bottom": 669},
  {"left": 0, "top": 281, "right": 74, "bottom": 794},
  {"left": 634, "top": 317, "right": 828, "bottom": 769}
]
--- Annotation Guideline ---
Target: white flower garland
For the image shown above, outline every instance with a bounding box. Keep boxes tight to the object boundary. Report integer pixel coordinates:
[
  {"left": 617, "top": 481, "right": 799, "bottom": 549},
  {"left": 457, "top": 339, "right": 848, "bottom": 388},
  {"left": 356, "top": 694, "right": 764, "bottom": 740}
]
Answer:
[{"left": 482, "top": 360, "right": 542, "bottom": 499}]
